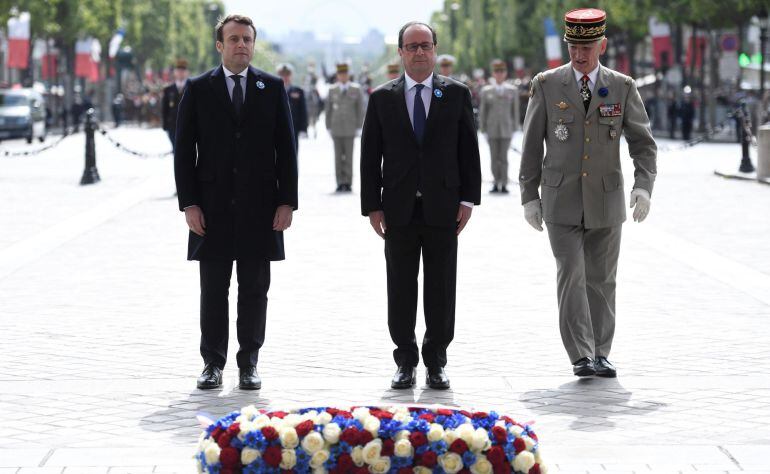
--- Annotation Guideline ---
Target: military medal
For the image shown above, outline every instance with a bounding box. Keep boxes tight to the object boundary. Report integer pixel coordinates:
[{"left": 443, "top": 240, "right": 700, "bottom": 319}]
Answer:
[
  {"left": 609, "top": 127, "right": 618, "bottom": 140},
  {"left": 554, "top": 119, "right": 569, "bottom": 141},
  {"left": 557, "top": 101, "right": 569, "bottom": 110}
]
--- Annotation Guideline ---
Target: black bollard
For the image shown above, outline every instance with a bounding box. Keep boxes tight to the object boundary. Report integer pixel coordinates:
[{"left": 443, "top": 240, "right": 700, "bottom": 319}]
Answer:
[
  {"left": 79, "top": 108, "right": 101, "bottom": 185},
  {"left": 737, "top": 101, "right": 756, "bottom": 173}
]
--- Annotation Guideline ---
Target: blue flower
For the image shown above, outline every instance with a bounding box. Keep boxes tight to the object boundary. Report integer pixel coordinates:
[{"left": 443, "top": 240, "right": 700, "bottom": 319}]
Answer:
[
  {"left": 598, "top": 87, "right": 608, "bottom": 97},
  {"left": 462, "top": 451, "right": 477, "bottom": 466}
]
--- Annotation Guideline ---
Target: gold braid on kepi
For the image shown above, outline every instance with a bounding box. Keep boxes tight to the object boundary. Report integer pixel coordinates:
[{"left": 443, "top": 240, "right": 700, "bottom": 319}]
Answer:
[{"left": 563, "top": 8, "right": 606, "bottom": 43}]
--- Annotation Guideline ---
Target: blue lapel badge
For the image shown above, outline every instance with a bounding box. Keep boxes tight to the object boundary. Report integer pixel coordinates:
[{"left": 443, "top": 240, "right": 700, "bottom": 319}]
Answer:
[
  {"left": 433, "top": 88, "right": 443, "bottom": 99},
  {"left": 598, "top": 87, "right": 608, "bottom": 97},
  {"left": 256, "top": 80, "right": 265, "bottom": 90}
]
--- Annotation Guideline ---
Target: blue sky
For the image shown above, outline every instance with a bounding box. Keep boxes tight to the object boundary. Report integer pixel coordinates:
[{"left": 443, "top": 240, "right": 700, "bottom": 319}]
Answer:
[{"left": 223, "top": 0, "right": 445, "bottom": 39}]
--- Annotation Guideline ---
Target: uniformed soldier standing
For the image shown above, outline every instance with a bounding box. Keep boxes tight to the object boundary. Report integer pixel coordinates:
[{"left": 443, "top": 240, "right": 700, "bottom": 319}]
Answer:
[
  {"left": 518, "top": 8, "right": 657, "bottom": 378},
  {"left": 479, "top": 59, "right": 517, "bottom": 193},
  {"left": 385, "top": 62, "right": 401, "bottom": 82},
  {"left": 326, "top": 62, "right": 364, "bottom": 192},
  {"left": 437, "top": 54, "right": 457, "bottom": 79},
  {"left": 162, "top": 58, "right": 189, "bottom": 152},
  {"left": 277, "top": 63, "right": 308, "bottom": 154}
]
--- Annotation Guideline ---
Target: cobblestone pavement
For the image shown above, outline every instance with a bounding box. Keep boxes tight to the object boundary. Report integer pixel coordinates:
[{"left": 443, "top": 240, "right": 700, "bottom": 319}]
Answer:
[{"left": 0, "top": 124, "right": 769, "bottom": 473}]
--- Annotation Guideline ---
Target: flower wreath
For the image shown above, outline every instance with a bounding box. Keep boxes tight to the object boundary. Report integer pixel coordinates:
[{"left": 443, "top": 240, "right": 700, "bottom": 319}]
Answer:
[{"left": 195, "top": 406, "right": 547, "bottom": 474}]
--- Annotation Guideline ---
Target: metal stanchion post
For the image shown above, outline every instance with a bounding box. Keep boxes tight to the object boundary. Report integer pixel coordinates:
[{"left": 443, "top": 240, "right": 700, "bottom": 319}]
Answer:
[
  {"left": 737, "top": 101, "right": 756, "bottom": 173},
  {"left": 79, "top": 108, "right": 100, "bottom": 185}
]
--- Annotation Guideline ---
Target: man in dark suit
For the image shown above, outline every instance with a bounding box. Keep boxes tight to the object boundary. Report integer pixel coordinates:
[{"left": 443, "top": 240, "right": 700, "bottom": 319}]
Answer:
[
  {"left": 360, "top": 22, "right": 481, "bottom": 390},
  {"left": 277, "top": 63, "right": 308, "bottom": 154},
  {"left": 162, "top": 58, "right": 189, "bottom": 153},
  {"left": 174, "top": 14, "right": 298, "bottom": 391}
]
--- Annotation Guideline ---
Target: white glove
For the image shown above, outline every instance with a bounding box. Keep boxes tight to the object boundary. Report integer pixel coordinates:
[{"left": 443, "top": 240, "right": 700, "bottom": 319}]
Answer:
[
  {"left": 523, "top": 199, "right": 543, "bottom": 231},
  {"left": 630, "top": 188, "right": 651, "bottom": 222}
]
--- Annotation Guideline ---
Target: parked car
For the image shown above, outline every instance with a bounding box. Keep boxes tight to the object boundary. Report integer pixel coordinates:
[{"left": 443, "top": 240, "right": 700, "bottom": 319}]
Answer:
[{"left": 0, "top": 88, "right": 47, "bottom": 143}]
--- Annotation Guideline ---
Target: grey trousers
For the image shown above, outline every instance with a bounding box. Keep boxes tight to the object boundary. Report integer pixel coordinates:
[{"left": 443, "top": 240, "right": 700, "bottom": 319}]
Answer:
[
  {"left": 488, "top": 137, "right": 511, "bottom": 186},
  {"left": 333, "top": 136, "right": 355, "bottom": 186},
  {"left": 546, "top": 222, "right": 622, "bottom": 363}
]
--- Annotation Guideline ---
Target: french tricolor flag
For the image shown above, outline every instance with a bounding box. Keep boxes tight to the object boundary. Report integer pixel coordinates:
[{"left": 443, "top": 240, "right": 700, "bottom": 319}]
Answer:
[
  {"left": 6, "top": 12, "right": 30, "bottom": 69},
  {"left": 75, "top": 37, "right": 101, "bottom": 82},
  {"left": 544, "top": 18, "right": 562, "bottom": 69}
]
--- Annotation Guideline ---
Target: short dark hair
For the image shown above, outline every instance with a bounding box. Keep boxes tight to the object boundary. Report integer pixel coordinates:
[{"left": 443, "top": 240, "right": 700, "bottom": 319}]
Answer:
[
  {"left": 398, "top": 21, "right": 437, "bottom": 49},
  {"left": 215, "top": 14, "right": 257, "bottom": 43}
]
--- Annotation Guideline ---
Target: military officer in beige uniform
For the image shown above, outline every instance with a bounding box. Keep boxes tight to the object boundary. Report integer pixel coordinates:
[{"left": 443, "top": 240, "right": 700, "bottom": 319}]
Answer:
[
  {"left": 480, "top": 59, "right": 517, "bottom": 193},
  {"left": 326, "top": 62, "right": 364, "bottom": 192},
  {"left": 519, "top": 8, "right": 657, "bottom": 378}
]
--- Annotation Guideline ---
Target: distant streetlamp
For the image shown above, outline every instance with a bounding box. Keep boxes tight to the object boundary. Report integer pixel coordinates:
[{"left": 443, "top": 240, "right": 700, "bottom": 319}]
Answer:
[{"left": 759, "top": 7, "right": 768, "bottom": 123}]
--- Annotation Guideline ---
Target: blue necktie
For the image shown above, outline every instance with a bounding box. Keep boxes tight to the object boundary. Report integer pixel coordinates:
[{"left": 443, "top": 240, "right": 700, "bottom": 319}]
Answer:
[{"left": 413, "top": 84, "right": 426, "bottom": 143}]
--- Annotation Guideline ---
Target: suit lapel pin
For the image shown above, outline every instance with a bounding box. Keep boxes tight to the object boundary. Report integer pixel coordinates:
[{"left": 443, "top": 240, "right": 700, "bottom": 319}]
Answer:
[
  {"left": 256, "top": 80, "right": 265, "bottom": 90},
  {"left": 557, "top": 101, "right": 569, "bottom": 110},
  {"left": 598, "top": 87, "right": 608, "bottom": 97},
  {"left": 433, "top": 89, "right": 443, "bottom": 98}
]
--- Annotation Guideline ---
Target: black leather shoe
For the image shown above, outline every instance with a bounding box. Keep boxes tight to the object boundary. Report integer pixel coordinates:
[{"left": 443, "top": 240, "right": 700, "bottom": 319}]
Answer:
[
  {"left": 426, "top": 367, "right": 450, "bottom": 390},
  {"left": 335, "top": 185, "right": 343, "bottom": 192},
  {"left": 197, "top": 364, "right": 223, "bottom": 389},
  {"left": 239, "top": 366, "right": 262, "bottom": 390},
  {"left": 500, "top": 186, "right": 509, "bottom": 194},
  {"left": 391, "top": 366, "right": 416, "bottom": 389},
  {"left": 572, "top": 357, "right": 596, "bottom": 377},
  {"left": 490, "top": 185, "right": 499, "bottom": 193},
  {"left": 594, "top": 357, "right": 617, "bottom": 378}
]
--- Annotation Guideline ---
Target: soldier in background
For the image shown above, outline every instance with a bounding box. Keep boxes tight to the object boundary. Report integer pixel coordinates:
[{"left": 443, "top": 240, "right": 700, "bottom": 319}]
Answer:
[
  {"left": 479, "top": 59, "right": 517, "bottom": 193},
  {"left": 277, "top": 63, "right": 308, "bottom": 154},
  {"left": 162, "top": 58, "right": 189, "bottom": 153},
  {"left": 325, "top": 62, "right": 364, "bottom": 192},
  {"left": 437, "top": 54, "right": 457, "bottom": 79},
  {"left": 305, "top": 69, "right": 323, "bottom": 139},
  {"left": 386, "top": 62, "right": 400, "bottom": 82}
]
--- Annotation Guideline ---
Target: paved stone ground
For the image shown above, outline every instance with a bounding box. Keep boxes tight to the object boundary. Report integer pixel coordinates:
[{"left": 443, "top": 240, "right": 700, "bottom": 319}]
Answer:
[{"left": 1, "top": 122, "right": 769, "bottom": 473}]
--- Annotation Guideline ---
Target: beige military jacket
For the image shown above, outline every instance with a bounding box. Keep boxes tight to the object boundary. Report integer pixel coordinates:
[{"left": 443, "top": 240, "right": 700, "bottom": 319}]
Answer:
[
  {"left": 325, "top": 82, "right": 364, "bottom": 137},
  {"left": 479, "top": 82, "right": 517, "bottom": 138},
  {"left": 519, "top": 63, "right": 657, "bottom": 229}
]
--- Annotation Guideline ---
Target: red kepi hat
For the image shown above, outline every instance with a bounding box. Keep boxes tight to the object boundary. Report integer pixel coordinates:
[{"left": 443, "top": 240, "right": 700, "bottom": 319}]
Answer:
[{"left": 563, "top": 8, "right": 606, "bottom": 43}]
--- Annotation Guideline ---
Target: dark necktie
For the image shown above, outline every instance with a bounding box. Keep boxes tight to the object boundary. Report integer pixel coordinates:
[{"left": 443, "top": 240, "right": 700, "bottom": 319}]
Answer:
[
  {"left": 231, "top": 74, "right": 243, "bottom": 117},
  {"left": 413, "top": 84, "right": 426, "bottom": 143},
  {"left": 580, "top": 74, "right": 591, "bottom": 112}
]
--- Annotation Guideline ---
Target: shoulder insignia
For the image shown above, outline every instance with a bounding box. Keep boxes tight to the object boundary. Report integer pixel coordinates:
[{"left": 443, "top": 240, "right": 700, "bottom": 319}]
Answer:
[{"left": 537, "top": 73, "right": 545, "bottom": 82}]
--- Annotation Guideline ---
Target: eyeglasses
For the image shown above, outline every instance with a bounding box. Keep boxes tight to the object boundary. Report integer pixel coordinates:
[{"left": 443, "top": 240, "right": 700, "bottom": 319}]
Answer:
[{"left": 403, "top": 42, "right": 435, "bottom": 53}]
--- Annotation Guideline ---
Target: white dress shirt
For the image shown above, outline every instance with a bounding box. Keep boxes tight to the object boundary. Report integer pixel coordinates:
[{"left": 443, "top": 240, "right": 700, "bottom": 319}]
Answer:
[
  {"left": 572, "top": 64, "right": 600, "bottom": 93},
  {"left": 223, "top": 64, "right": 248, "bottom": 101}
]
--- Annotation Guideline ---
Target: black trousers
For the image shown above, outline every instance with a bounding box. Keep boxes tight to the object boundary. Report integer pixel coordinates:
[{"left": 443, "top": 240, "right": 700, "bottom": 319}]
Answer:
[
  {"left": 199, "top": 259, "right": 270, "bottom": 369},
  {"left": 384, "top": 200, "right": 458, "bottom": 368}
]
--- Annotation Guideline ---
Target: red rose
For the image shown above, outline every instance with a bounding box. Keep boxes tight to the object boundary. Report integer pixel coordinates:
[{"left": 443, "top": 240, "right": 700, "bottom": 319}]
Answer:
[
  {"left": 220, "top": 469, "right": 233, "bottom": 474},
  {"left": 529, "top": 431, "right": 538, "bottom": 442},
  {"left": 418, "top": 413, "right": 435, "bottom": 423},
  {"left": 449, "top": 439, "right": 469, "bottom": 454},
  {"left": 262, "top": 426, "right": 279, "bottom": 441},
  {"left": 382, "top": 439, "right": 395, "bottom": 456},
  {"left": 263, "top": 445, "right": 282, "bottom": 467},
  {"left": 491, "top": 426, "right": 507, "bottom": 444},
  {"left": 529, "top": 464, "right": 541, "bottom": 474},
  {"left": 501, "top": 416, "right": 515, "bottom": 424},
  {"left": 459, "top": 410, "right": 472, "bottom": 418},
  {"left": 409, "top": 431, "right": 428, "bottom": 447},
  {"left": 220, "top": 446, "right": 240, "bottom": 468},
  {"left": 226, "top": 422, "right": 240, "bottom": 435},
  {"left": 337, "top": 410, "right": 353, "bottom": 419},
  {"left": 420, "top": 451, "right": 438, "bottom": 467},
  {"left": 370, "top": 409, "right": 394, "bottom": 420},
  {"left": 358, "top": 430, "right": 374, "bottom": 446},
  {"left": 513, "top": 437, "right": 526, "bottom": 454},
  {"left": 353, "top": 468, "right": 369, "bottom": 474},
  {"left": 337, "top": 453, "right": 354, "bottom": 471},
  {"left": 459, "top": 469, "right": 471, "bottom": 474},
  {"left": 486, "top": 446, "right": 506, "bottom": 467},
  {"left": 211, "top": 427, "right": 224, "bottom": 440},
  {"left": 267, "top": 411, "right": 287, "bottom": 419},
  {"left": 295, "top": 420, "right": 314, "bottom": 437},
  {"left": 217, "top": 432, "right": 232, "bottom": 449},
  {"left": 326, "top": 408, "right": 340, "bottom": 416},
  {"left": 340, "top": 427, "right": 360, "bottom": 445},
  {"left": 494, "top": 464, "right": 512, "bottom": 474},
  {"left": 437, "top": 408, "right": 454, "bottom": 416},
  {"left": 398, "top": 468, "right": 414, "bottom": 474},
  {"left": 472, "top": 411, "right": 488, "bottom": 419}
]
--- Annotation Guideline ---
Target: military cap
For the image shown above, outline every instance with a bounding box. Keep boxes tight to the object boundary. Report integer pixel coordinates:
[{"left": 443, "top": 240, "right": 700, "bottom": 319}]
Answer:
[
  {"left": 336, "top": 62, "right": 350, "bottom": 74},
  {"left": 277, "top": 63, "right": 294, "bottom": 75},
  {"left": 490, "top": 59, "right": 507, "bottom": 72},
  {"left": 438, "top": 54, "right": 456, "bottom": 67},
  {"left": 174, "top": 58, "right": 188, "bottom": 69},
  {"left": 563, "top": 8, "right": 606, "bottom": 43},
  {"left": 386, "top": 63, "right": 400, "bottom": 74}
]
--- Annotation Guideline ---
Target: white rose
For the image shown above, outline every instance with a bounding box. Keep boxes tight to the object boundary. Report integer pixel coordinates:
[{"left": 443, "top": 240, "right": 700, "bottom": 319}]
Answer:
[
  {"left": 203, "top": 443, "right": 220, "bottom": 465},
  {"left": 280, "top": 427, "right": 299, "bottom": 449},
  {"left": 508, "top": 424, "right": 524, "bottom": 437},
  {"left": 313, "top": 468, "right": 327, "bottom": 474},
  {"left": 363, "top": 415, "right": 381, "bottom": 434},
  {"left": 540, "top": 463, "right": 549, "bottom": 474},
  {"left": 394, "top": 438, "right": 413, "bottom": 457},
  {"left": 240, "top": 405, "right": 260, "bottom": 420},
  {"left": 315, "top": 411, "right": 333, "bottom": 425},
  {"left": 494, "top": 420, "right": 506, "bottom": 428},
  {"left": 241, "top": 447, "right": 261, "bottom": 465},
  {"left": 439, "top": 452, "right": 464, "bottom": 474},
  {"left": 197, "top": 434, "right": 209, "bottom": 450},
  {"left": 456, "top": 423, "right": 475, "bottom": 445},
  {"left": 270, "top": 418, "right": 286, "bottom": 431},
  {"left": 427, "top": 423, "right": 445, "bottom": 442},
  {"left": 471, "top": 428, "right": 490, "bottom": 452},
  {"left": 470, "top": 457, "right": 493, "bottom": 474},
  {"left": 302, "top": 431, "right": 325, "bottom": 454},
  {"left": 322, "top": 422, "right": 342, "bottom": 444},
  {"left": 414, "top": 467, "right": 432, "bottom": 474},
  {"left": 254, "top": 414, "right": 271, "bottom": 428},
  {"left": 351, "top": 446, "right": 365, "bottom": 466},
  {"left": 280, "top": 448, "right": 297, "bottom": 469},
  {"left": 534, "top": 448, "right": 544, "bottom": 464},
  {"left": 444, "top": 429, "right": 459, "bottom": 445},
  {"left": 522, "top": 435, "right": 535, "bottom": 451},
  {"left": 237, "top": 421, "right": 255, "bottom": 441},
  {"left": 353, "top": 407, "right": 371, "bottom": 421},
  {"left": 394, "top": 430, "right": 411, "bottom": 442},
  {"left": 512, "top": 451, "right": 535, "bottom": 472},
  {"left": 284, "top": 414, "right": 302, "bottom": 427},
  {"left": 393, "top": 411, "right": 411, "bottom": 422},
  {"left": 369, "top": 456, "right": 391, "bottom": 474},
  {"left": 310, "top": 449, "right": 330, "bottom": 468},
  {"left": 362, "top": 438, "right": 383, "bottom": 464}
]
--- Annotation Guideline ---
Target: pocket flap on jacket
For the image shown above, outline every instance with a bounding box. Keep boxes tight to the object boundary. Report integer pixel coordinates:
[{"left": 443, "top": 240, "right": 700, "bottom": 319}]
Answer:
[
  {"left": 550, "top": 112, "right": 574, "bottom": 124},
  {"left": 541, "top": 168, "right": 564, "bottom": 187},
  {"left": 602, "top": 171, "right": 623, "bottom": 191}
]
